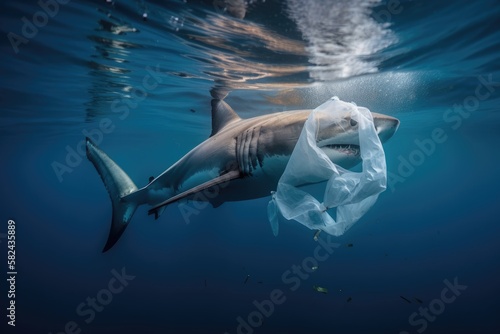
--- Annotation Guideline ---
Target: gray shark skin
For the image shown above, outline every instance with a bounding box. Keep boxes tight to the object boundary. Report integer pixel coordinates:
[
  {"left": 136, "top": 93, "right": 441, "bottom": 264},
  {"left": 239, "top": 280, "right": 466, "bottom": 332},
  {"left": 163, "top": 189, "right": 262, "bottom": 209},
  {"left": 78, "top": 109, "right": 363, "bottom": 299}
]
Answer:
[{"left": 86, "top": 99, "right": 399, "bottom": 251}]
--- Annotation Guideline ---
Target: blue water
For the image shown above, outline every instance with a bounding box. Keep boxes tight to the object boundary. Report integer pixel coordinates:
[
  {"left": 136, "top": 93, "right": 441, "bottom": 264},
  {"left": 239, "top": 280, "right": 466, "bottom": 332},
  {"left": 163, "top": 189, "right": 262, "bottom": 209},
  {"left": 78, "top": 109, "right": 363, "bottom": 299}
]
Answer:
[{"left": 1, "top": 0, "right": 500, "bottom": 333}]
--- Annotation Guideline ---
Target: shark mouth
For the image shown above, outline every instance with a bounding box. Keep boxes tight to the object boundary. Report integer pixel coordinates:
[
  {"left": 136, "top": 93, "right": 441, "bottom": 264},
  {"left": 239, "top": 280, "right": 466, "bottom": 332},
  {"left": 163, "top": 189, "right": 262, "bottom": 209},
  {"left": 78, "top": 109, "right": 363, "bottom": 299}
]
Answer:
[{"left": 323, "top": 144, "right": 360, "bottom": 156}]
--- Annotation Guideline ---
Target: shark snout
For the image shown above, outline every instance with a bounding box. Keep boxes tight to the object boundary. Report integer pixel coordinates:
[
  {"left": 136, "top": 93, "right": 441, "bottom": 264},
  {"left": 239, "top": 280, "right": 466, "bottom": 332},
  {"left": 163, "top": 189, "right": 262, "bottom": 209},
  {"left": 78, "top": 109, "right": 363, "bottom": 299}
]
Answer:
[{"left": 372, "top": 113, "right": 400, "bottom": 143}]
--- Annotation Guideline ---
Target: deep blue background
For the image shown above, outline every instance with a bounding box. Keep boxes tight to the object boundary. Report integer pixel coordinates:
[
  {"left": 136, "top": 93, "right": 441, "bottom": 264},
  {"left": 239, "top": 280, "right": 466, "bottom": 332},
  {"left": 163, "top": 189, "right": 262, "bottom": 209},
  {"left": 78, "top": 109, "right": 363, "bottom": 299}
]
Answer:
[{"left": 1, "top": 0, "right": 499, "bottom": 333}]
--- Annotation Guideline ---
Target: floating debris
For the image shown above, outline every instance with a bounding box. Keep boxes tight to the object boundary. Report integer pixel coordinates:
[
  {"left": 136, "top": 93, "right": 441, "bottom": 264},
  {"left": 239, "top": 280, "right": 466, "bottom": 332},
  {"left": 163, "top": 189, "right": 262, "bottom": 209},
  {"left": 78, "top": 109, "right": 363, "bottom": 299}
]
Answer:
[
  {"left": 243, "top": 274, "right": 250, "bottom": 284},
  {"left": 347, "top": 243, "right": 353, "bottom": 247},
  {"left": 311, "top": 266, "right": 318, "bottom": 271},
  {"left": 346, "top": 297, "right": 352, "bottom": 303},
  {"left": 313, "top": 230, "right": 321, "bottom": 241},
  {"left": 172, "top": 71, "right": 189, "bottom": 78},
  {"left": 400, "top": 296, "right": 412, "bottom": 304},
  {"left": 142, "top": 13, "right": 148, "bottom": 21},
  {"left": 190, "top": 109, "right": 196, "bottom": 113},
  {"left": 313, "top": 285, "right": 328, "bottom": 294},
  {"left": 414, "top": 297, "right": 423, "bottom": 304}
]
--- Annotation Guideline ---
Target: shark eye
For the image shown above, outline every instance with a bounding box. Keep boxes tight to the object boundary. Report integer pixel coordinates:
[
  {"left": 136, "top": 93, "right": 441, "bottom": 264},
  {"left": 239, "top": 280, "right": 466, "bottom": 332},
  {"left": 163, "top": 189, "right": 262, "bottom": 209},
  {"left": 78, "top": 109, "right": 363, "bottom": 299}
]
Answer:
[{"left": 350, "top": 118, "right": 358, "bottom": 127}]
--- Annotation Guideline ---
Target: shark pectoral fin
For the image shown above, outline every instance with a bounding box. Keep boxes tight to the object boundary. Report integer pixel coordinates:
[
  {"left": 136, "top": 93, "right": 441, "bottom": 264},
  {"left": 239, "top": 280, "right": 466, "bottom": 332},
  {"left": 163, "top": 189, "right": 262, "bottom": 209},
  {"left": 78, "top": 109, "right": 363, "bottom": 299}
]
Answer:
[{"left": 147, "top": 170, "right": 241, "bottom": 216}]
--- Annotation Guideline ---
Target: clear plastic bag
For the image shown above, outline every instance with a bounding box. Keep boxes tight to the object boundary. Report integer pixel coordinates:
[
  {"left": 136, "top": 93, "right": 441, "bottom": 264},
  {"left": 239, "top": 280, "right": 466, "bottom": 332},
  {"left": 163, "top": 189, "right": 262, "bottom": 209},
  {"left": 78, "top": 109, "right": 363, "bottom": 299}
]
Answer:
[{"left": 268, "top": 97, "right": 387, "bottom": 236}]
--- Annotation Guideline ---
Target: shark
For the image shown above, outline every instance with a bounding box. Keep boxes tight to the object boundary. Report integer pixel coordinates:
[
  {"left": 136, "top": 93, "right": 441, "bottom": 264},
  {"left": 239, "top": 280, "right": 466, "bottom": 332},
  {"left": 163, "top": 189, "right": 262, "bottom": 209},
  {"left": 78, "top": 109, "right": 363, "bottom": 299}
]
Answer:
[{"left": 86, "top": 99, "right": 399, "bottom": 251}]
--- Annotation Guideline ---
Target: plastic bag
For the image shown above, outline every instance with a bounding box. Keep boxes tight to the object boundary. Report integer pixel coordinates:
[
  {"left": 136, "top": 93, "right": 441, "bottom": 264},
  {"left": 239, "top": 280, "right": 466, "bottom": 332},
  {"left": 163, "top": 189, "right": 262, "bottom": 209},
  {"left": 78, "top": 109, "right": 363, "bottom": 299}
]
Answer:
[{"left": 267, "top": 97, "right": 386, "bottom": 236}]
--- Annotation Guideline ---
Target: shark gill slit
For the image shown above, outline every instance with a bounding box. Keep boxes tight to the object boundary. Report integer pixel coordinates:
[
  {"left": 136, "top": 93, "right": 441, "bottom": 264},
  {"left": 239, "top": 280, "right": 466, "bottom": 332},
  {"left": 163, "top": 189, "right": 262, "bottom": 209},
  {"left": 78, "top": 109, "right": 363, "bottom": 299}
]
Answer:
[
  {"left": 236, "top": 126, "right": 261, "bottom": 176},
  {"left": 249, "top": 126, "right": 260, "bottom": 171},
  {"left": 243, "top": 129, "right": 251, "bottom": 174}
]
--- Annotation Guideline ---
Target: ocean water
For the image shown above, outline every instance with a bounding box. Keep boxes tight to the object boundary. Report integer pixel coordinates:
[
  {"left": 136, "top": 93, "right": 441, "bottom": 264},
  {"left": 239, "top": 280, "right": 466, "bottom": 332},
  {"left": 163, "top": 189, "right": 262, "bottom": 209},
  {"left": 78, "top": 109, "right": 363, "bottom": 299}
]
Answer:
[{"left": 1, "top": 0, "right": 500, "bottom": 333}]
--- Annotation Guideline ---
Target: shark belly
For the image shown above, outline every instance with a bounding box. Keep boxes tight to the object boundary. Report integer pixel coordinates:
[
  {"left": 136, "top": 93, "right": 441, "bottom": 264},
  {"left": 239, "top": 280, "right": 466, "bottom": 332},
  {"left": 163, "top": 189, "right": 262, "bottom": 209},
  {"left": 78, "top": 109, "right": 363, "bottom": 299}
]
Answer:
[
  {"left": 150, "top": 154, "right": 290, "bottom": 206},
  {"left": 205, "top": 154, "right": 290, "bottom": 203}
]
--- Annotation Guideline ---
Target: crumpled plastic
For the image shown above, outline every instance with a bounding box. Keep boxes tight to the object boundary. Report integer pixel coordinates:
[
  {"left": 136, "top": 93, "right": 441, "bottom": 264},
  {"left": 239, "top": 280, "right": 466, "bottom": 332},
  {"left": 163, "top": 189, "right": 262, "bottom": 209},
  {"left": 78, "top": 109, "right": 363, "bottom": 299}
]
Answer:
[{"left": 267, "top": 97, "right": 386, "bottom": 237}]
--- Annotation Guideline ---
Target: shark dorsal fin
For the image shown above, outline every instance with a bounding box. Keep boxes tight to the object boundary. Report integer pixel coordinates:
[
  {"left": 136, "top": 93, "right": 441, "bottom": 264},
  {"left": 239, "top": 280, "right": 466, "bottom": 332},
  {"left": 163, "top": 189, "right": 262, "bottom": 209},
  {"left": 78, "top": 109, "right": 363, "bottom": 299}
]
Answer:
[{"left": 210, "top": 99, "right": 242, "bottom": 137}]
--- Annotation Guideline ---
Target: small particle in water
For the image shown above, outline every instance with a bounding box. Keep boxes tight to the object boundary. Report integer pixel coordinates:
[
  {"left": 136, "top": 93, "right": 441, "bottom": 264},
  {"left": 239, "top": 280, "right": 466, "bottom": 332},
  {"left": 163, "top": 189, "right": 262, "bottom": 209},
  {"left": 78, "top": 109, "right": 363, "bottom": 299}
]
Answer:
[
  {"left": 313, "top": 230, "right": 321, "bottom": 241},
  {"left": 313, "top": 285, "right": 328, "bottom": 294},
  {"left": 347, "top": 297, "right": 352, "bottom": 303},
  {"left": 311, "top": 266, "right": 318, "bottom": 271},
  {"left": 142, "top": 13, "right": 148, "bottom": 21},
  {"left": 169, "top": 16, "right": 184, "bottom": 31},
  {"left": 347, "top": 243, "right": 353, "bottom": 247},
  {"left": 244, "top": 274, "right": 250, "bottom": 284},
  {"left": 190, "top": 109, "right": 196, "bottom": 113},
  {"left": 400, "top": 296, "right": 412, "bottom": 304},
  {"left": 414, "top": 297, "right": 423, "bottom": 304}
]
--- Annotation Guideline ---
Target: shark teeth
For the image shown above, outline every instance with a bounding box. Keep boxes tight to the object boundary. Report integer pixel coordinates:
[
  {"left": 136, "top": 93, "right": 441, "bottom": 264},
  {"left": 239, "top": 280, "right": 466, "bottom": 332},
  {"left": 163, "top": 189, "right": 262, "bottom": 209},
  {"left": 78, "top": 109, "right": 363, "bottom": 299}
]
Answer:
[{"left": 325, "top": 144, "right": 360, "bottom": 155}]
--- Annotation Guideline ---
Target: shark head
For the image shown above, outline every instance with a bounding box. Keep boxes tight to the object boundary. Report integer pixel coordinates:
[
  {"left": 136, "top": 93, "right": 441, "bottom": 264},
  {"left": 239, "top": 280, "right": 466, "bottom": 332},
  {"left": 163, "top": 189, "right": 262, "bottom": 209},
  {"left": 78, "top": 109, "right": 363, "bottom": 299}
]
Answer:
[{"left": 315, "top": 109, "right": 400, "bottom": 168}]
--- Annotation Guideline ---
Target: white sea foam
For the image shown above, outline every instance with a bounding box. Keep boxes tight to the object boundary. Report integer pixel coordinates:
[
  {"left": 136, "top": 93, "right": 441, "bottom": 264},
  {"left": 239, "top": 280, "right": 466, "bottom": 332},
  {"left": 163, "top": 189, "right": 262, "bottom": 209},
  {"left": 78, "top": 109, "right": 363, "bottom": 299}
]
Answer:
[{"left": 286, "top": 0, "right": 397, "bottom": 80}]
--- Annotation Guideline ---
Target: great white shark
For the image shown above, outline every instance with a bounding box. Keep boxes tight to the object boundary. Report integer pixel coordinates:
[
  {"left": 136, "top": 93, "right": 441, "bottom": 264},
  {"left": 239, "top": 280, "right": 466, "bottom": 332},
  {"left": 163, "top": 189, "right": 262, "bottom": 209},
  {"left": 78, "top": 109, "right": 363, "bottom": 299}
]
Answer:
[{"left": 86, "top": 99, "right": 399, "bottom": 251}]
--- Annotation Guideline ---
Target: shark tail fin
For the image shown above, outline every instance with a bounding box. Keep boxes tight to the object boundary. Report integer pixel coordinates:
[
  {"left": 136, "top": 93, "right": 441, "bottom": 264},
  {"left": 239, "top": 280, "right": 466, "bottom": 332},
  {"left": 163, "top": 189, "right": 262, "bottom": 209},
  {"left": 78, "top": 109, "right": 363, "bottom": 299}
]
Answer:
[{"left": 86, "top": 138, "right": 141, "bottom": 252}]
